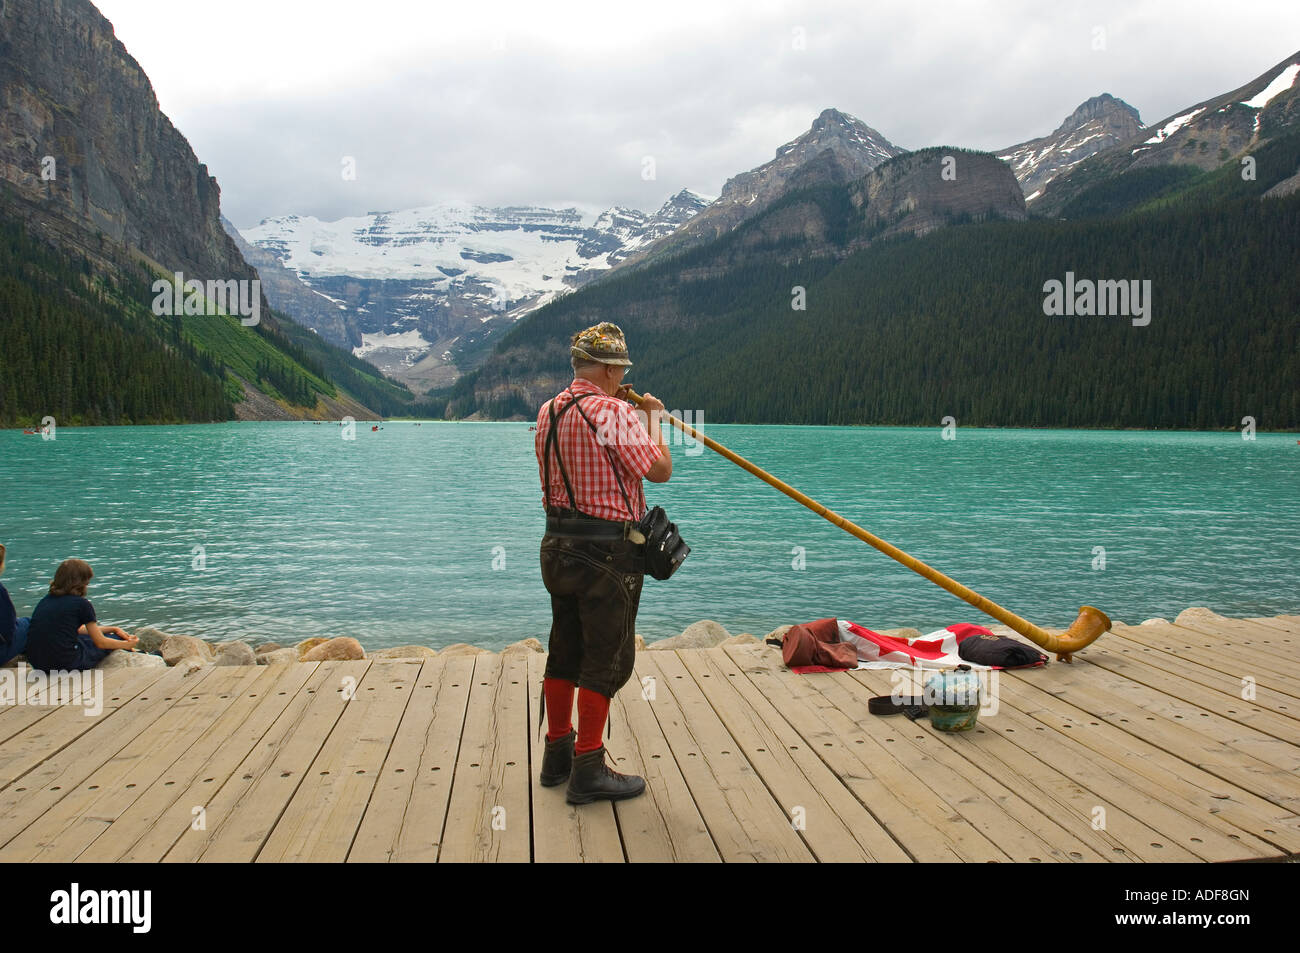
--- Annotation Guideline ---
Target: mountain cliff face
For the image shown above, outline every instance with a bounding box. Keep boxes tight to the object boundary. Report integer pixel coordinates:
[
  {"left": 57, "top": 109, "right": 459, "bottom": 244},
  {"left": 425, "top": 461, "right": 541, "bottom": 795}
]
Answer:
[
  {"left": 851, "top": 148, "right": 1026, "bottom": 238},
  {"left": 1033, "top": 51, "right": 1300, "bottom": 216},
  {"left": 0, "top": 0, "right": 400, "bottom": 423},
  {"left": 612, "top": 108, "right": 904, "bottom": 269},
  {"left": 0, "top": 0, "right": 256, "bottom": 288},
  {"left": 234, "top": 190, "right": 709, "bottom": 391},
  {"left": 997, "top": 94, "right": 1143, "bottom": 200}
]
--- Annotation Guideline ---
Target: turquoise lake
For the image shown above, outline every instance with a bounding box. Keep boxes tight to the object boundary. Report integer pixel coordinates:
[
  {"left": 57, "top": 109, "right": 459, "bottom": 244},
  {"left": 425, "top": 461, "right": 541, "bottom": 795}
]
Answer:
[{"left": 1, "top": 422, "right": 1296, "bottom": 650}]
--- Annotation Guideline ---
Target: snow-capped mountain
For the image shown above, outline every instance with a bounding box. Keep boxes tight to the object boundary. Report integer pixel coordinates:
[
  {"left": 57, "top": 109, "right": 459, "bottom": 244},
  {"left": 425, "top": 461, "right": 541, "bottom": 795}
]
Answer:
[
  {"left": 233, "top": 190, "right": 709, "bottom": 390},
  {"left": 612, "top": 108, "right": 903, "bottom": 270},
  {"left": 997, "top": 94, "right": 1143, "bottom": 201},
  {"left": 1032, "top": 50, "right": 1300, "bottom": 215},
  {"left": 1129, "top": 56, "right": 1300, "bottom": 161}
]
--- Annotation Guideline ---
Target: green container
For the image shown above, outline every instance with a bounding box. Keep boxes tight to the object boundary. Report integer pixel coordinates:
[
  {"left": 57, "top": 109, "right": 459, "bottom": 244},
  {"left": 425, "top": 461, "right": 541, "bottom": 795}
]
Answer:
[{"left": 925, "top": 665, "right": 981, "bottom": 732}]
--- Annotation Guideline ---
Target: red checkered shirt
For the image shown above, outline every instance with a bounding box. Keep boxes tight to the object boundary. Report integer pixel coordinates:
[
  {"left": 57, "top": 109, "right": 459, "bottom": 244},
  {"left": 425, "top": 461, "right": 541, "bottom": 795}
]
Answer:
[{"left": 535, "top": 378, "right": 661, "bottom": 522}]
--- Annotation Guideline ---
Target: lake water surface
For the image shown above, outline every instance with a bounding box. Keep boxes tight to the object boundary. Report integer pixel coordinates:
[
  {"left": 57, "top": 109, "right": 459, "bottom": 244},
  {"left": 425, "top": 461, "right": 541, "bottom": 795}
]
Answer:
[{"left": 1, "top": 421, "right": 1296, "bottom": 650}]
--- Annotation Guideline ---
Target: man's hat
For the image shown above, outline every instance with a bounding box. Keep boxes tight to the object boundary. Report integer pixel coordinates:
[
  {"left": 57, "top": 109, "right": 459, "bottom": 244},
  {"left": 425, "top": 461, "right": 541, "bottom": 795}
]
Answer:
[{"left": 570, "top": 322, "right": 632, "bottom": 366}]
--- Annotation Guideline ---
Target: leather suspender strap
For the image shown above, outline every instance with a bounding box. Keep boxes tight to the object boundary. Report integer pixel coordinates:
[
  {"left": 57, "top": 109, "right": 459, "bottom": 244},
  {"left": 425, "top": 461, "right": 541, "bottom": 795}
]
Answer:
[
  {"left": 568, "top": 390, "right": 639, "bottom": 522},
  {"left": 543, "top": 388, "right": 640, "bottom": 522},
  {"left": 544, "top": 394, "right": 584, "bottom": 515}
]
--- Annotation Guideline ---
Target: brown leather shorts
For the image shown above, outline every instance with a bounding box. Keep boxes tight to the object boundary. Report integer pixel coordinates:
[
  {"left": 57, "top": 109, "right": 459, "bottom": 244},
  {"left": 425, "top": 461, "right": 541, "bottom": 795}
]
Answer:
[{"left": 540, "top": 534, "right": 645, "bottom": 698}]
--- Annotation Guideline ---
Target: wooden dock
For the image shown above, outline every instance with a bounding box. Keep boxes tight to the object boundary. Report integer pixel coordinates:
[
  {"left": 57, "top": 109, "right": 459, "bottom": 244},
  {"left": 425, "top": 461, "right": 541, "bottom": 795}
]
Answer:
[{"left": 1, "top": 612, "right": 1297, "bottom": 862}]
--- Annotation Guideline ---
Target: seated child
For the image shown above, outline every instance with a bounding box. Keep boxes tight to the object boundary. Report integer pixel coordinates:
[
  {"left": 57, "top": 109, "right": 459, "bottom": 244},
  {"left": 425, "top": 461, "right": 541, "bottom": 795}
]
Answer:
[
  {"left": 25, "top": 558, "right": 138, "bottom": 672},
  {"left": 0, "top": 544, "right": 32, "bottom": 666}
]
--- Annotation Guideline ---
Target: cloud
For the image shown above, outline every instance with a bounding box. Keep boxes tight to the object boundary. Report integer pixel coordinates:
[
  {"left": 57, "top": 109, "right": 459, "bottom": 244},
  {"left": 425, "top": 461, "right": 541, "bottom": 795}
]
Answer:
[{"left": 93, "top": 0, "right": 1300, "bottom": 225}]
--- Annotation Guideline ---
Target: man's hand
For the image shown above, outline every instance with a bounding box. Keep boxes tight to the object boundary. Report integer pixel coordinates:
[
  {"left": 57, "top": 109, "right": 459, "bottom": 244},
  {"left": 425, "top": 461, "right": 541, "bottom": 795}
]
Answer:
[{"left": 636, "top": 392, "right": 665, "bottom": 414}]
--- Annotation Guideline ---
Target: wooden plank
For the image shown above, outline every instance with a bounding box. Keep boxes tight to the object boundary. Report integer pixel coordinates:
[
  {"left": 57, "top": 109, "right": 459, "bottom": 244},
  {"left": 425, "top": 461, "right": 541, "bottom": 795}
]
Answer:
[
  {"left": 859, "top": 667, "right": 1210, "bottom": 862},
  {"left": 1007, "top": 659, "right": 1300, "bottom": 812},
  {"left": 347, "top": 656, "right": 475, "bottom": 862},
  {"left": 908, "top": 668, "right": 1278, "bottom": 861},
  {"left": 257, "top": 660, "right": 422, "bottom": 861},
  {"left": 0, "top": 663, "right": 170, "bottom": 741},
  {"left": 0, "top": 665, "right": 258, "bottom": 861},
  {"left": 636, "top": 651, "right": 813, "bottom": 862},
  {"left": 1177, "top": 615, "right": 1300, "bottom": 653},
  {"left": 1078, "top": 651, "right": 1300, "bottom": 743},
  {"left": 1110, "top": 624, "right": 1300, "bottom": 698},
  {"left": 0, "top": 660, "right": 180, "bottom": 780},
  {"left": 685, "top": 647, "right": 910, "bottom": 861},
  {"left": 724, "top": 645, "right": 980, "bottom": 861},
  {"left": 1057, "top": 655, "right": 1300, "bottom": 773},
  {"left": 80, "top": 662, "right": 316, "bottom": 862},
  {"left": 992, "top": 671, "right": 1300, "bottom": 857},
  {"left": 164, "top": 660, "right": 367, "bottom": 862},
  {"left": 1246, "top": 616, "right": 1300, "bottom": 636},
  {"left": 828, "top": 668, "right": 1083, "bottom": 862},
  {"left": 525, "top": 651, "right": 624, "bottom": 863},
  {"left": 1080, "top": 636, "right": 1300, "bottom": 728},
  {"left": 0, "top": 665, "right": 218, "bottom": 847},
  {"left": 823, "top": 663, "right": 1111, "bottom": 862},
  {"left": 608, "top": 653, "right": 720, "bottom": 862},
  {"left": 1109, "top": 621, "right": 1298, "bottom": 674},
  {"left": 1164, "top": 619, "right": 1300, "bottom": 678},
  {"left": 437, "top": 653, "right": 531, "bottom": 862}
]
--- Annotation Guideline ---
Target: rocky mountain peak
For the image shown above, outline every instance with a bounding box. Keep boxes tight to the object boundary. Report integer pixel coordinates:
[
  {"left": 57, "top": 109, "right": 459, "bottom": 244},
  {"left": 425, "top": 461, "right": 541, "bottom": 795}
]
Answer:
[
  {"left": 998, "top": 93, "right": 1144, "bottom": 200},
  {"left": 611, "top": 108, "right": 902, "bottom": 270},
  {"left": 1056, "top": 94, "right": 1142, "bottom": 135},
  {"left": 771, "top": 107, "right": 899, "bottom": 167}
]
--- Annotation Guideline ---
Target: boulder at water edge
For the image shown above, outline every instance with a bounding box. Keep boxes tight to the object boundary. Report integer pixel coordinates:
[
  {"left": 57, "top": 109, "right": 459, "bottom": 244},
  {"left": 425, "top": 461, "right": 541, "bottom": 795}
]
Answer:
[
  {"left": 174, "top": 654, "right": 209, "bottom": 675},
  {"left": 132, "top": 627, "right": 171, "bottom": 654},
  {"left": 295, "top": 637, "right": 329, "bottom": 659},
  {"left": 99, "top": 650, "right": 166, "bottom": 670},
  {"left": 371, "top": 645, "right": 440, "bottom": 659},
  {"left": 763, "top": 625, "right": 794, "bottom": 644},
  {"left": 502, "top": 638, "right": 543, "bottom": 655},
  {"left": 647, "top": 620, "right": 731, "bottom": 651},
  {"left": 160, "top": 634, "right": 215, "bottom": 666},
  {"left": 300, "top": 637, "right": 366, "bottom": 662},
  {"left": 1176, "top": 607, "right": 1226, "bottom": 626},
  {"left": 215, "top": 642, "right": 257, "bottom": 666},
  {"left": 438, "top": 643, "right": 489, "bottom": 657},
  {"left": 257, "top": 648, "right": 299, "bottom": 665}
]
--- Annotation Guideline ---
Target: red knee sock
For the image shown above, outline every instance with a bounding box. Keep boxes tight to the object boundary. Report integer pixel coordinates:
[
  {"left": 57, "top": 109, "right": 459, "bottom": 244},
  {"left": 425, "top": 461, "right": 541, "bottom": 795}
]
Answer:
[
  {"left": 544, "top": 677, "right": 575, "bottom": 742},
  {"left": 575, "top": 687, "right": 610, "bottom": 754}
]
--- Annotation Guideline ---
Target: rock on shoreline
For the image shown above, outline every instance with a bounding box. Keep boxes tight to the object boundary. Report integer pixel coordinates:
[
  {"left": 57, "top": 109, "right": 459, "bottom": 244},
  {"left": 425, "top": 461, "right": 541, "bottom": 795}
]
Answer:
[
  {"left": 3, "top": 611, "right": 1142, "bottom": 675},
  {"left": 1, "top": 620, "right": 786, "bottom": 674}
]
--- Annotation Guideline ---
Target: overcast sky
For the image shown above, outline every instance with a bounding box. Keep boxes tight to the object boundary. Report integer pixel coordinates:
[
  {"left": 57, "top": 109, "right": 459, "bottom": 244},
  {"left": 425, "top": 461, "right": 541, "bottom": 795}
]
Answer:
[{"left": 93, "top": 0, "right": 1300, "bottom": 228}]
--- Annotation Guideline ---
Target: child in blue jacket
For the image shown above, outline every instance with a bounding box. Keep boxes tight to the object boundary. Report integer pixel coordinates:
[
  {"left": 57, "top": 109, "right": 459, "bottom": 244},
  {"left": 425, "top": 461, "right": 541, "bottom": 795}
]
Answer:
[{"left": 25, "top": 558, "right": 137, "bottom": 672}]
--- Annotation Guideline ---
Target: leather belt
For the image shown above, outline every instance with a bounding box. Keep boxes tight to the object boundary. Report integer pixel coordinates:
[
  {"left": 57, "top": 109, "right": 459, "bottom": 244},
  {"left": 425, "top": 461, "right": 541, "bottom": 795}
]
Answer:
[
  {"left": 545, "top": 514, "right": 629, "bottom": 540},
  {"left": 868, "top": 695, "right": 929, "bottom": 720}
]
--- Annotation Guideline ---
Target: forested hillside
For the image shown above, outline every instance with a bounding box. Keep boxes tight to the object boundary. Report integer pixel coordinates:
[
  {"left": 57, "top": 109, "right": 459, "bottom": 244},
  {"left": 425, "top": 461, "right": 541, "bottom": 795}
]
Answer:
[{"left": 0, "top": 214, "right": 233, "bottom": 425}]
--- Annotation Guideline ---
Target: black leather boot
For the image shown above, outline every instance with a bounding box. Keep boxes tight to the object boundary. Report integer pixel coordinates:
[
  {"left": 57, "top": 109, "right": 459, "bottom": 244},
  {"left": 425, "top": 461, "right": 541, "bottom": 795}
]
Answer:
[
  {"left": 565, "top": 746, "right": 646, "bottom": 804},
  {"left": 540, "top": 728, "right": 576, "bottom": 787}
]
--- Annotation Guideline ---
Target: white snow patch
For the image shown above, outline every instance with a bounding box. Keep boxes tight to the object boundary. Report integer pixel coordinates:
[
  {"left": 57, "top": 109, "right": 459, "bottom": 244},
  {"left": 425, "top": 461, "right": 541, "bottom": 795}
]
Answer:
[
  {"left": 1024, "top": 190, "right": 1042, "bottom": 202},
  {"left": 1242, "top": 63, "right": 1300, "bottom": 109},
  {"left": 1144, "top": 106, "right": 1207, "bottom": 144},
  {"left": 352, "top": 329, "right": 431, "bottom": 358}
]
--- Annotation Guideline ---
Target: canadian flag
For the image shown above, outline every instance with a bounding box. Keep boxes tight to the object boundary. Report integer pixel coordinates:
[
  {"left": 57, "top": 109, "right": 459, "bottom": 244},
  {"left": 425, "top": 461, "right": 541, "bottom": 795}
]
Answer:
[{"left": 838, "top": 621, "right": 1002, "bottom": 670}]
